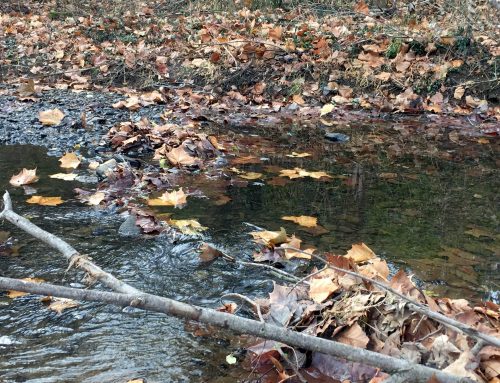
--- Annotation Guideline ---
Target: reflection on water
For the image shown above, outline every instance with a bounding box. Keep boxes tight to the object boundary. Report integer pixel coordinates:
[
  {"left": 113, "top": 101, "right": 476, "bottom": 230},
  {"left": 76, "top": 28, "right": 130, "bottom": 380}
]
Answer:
[{"left": 0, "top": 124, "right": 498, "bottom": 382}]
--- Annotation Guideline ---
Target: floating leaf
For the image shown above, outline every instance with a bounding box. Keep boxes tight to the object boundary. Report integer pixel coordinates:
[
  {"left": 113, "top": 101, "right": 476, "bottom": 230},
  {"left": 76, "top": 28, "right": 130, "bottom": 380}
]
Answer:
[
  {"left": 279, "top": 168, "right": 331, "bottom": 180},
  {"left": 345, "top": 243, "right": 376, "bottom": 263},
  {"left": 250, "top": 227, "right": 287, "bottom": 247},
  {"left": 9, "top": 168, "right": 39, "bottom": 187},
  {"left": 59, "top": 153, "right": 80, "bottom": 169},
  {"left": 286, "top": 152, "right": 311, "bottom": 158},
  {"left": 199, "top": 243, "right": 224, "bottom": 263},
  {"left": 49, "top": 173, "right": 78, "bottom": 181},
  {"left": 42, "top": 297, "right": 79, "bottom": 313},
  {"left": 39, "top": 108, "right": 65, "bottom": 126},
  {"left": 169, "top": 219, "right": 207, "bottom": 235},
  {"left": 26, "top": 196, "right": 64, "bottom": 206},
  {"left": 148, "top": 188, "right": 187, "bottom": 208},
  {"left": 282, "top": 215, "right": 317, "bottom": 228},
  {"left": 240, "top": 172, "right": 263, "bottom": 180}
]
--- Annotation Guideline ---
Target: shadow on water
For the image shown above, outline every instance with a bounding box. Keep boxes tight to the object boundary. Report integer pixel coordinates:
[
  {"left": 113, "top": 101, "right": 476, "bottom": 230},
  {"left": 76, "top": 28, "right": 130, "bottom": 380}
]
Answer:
[{"left": 0, "top": 120, "right": 498, "bottom": 382}]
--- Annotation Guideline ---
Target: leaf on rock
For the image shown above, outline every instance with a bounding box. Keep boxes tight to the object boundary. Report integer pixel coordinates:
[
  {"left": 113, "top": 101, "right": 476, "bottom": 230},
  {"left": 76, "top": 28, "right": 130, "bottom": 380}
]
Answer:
[
  {"left": 282, "top": 215, "right": 317, "bottom": 228},
  {"left": 166, "top": 146, "right": 198, "bottom": 167},
  {"left": 7, "top": 277, "right": 44, "bottom": 298},
  {"left": 26, "top": 196, "right": 64, "bottom": 206},
  {"left": 169, "top": 219, "right": 207, "bottom": 235},
  {"left": 39, "top": 108, "right": 65, "bottom": 126},
  {"left": 335, "top": 323, "right": 369, "bottom": 348},
  {"left": 59, "top": 153, "right": 81, "bottom": 169},
  {"left": 250, "top": 227, "right": 288, "bottom": 247},
  {"left": 148, "top": 188, "right": 187, "bottom": 208},
  {"left": 345, "top": 243, "right": 376, "bottom": 263},
  {"left": 9, "top": 168, "right": 39, "bottom": 187},
  {"left": 49, "top": 173, "right": 78, "bottom": 181}
]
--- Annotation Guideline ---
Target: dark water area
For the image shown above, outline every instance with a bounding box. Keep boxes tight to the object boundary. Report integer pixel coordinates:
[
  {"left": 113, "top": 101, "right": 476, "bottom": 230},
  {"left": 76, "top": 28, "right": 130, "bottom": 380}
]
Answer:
[{"left": 0, "top": 121, "right": 498, "bottom": 382}]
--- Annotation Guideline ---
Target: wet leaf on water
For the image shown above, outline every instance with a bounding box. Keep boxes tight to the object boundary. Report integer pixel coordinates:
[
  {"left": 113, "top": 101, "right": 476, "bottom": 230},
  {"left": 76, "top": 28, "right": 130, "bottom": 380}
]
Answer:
[
  {"left": 7, "top": 277, "right": 44, "bottom": 298},
  {"left": 250, "top": 227, "right": 288, "bottom": 247},
  {"left": 169, "top": 219, "right": 207, "bottom": 235},
  {"left": 148, "top": 188, "right": 187, "bottom": 208},
  {"left": 199, "top": 243, "right": 224, "bottom": 263},
  {"left": 59, "top": 153, "right": 81, "bottom": 169},
  {"left": 9, "top": 168, "right": 39, "bottom": 187},
  {"left": 231, "top": 156, "right": 261, "bottom": 165},
  {"left": 267, "top": 177, "right": 290, "bottom": 186},
  {"left": 345, "top": 243, "right": 376, "bottom": 263},
  {"left": 26, "top": 196, "right": 64, "bottom": 206},
  {"left": 286, "top": 152, "right": 311, "bottom": 158},
  {"left": 279, "top": 167, "right": 331, "bottom": 180},
  {"left": 39, "top": 108, "right": 65, "bottom": 126},
  {"left": 87, "top": 191, "right": 106, "bottom": 206},
  {"left": 41, "top": 296, "right": 79, "bottom": 313},
  {"left": 49, "top": 173, "right": 78, "bottom": 181},
  {"left": 240, "top": 172, "right": 263, "bottom": 180},
  {"left": 282, "top": 215, "right": 317, "bottom": 228}
]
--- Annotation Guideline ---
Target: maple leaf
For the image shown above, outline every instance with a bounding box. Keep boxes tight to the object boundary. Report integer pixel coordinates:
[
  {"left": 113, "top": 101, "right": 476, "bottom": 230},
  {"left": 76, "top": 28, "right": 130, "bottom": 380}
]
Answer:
[
  {"left": 148, "top": 188, "right": 187, "bottom": 208},
  {"left": 9, "top": 168, "right": 39, "bottom": 187},
  {"left": 282, "top": 215, "right": 317, "bottom": 228},
  {"left": 166, "top": 146, "right": 198, "bottom": 167},
  {"left": 39, "top": 109, "right": 65, "bottom": 126},
  {"left": 26, "top": 196, "right": 64, "bottom": 206},
  {"left": 59, "top": 153, "right": 80, "bottom": 169}
]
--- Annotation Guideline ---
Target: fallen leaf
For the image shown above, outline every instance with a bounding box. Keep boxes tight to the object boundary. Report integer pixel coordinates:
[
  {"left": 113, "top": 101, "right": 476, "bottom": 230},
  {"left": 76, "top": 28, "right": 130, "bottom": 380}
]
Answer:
[
  {"left": 335, "top": 323, "right": 370, "bottom": 348},
  {"left": 250, "top": 227, "right": 288, "bottom": 246},
  {"left": 49, "top": 173, "right": 78, "bottom": 181},
  {"left": 199, "top": 243, "right": 224, "bottom": 263},
  {"left": 286, "top": 152, "right": 311, "bottom": 158},
  {"left": 279, "top": 168, "right": 331, "bottom": 180},
  {"left": 9, "top": 168, "right": 39, "bottom": 186},
  {"left": 26, "top": 196, "right": 64, "bottom": 206},
  {"left": 282, "top": 215, "right": 318, "bottom": 228},
  {"left": 354, "top": 0, "right": 370, "bottom": 14},
  {"left": 87, "top": 191, "right": 106, "bottom": 206},
  {"left": 240, "top": 172, "right": 263, "bottom": 180},
  {"left": 43, "top": 297, "right": 79, "bottom": 313},
  {"left": 169, "top": 219, "right": 207, "bottom": 235},
  {"left": 346, "top": 243, "right": 376, "bottom": 263},
  {"left": 166, "top": 146, "right": 198, "bottom": 167},
  {"left": 39, "top": 109, "right": 65, "bottom": 126},
  {"left": 59, "top": 153, "right": 80, "bottom": 169},
  {"left": 454, "top": 86, "right": 465, "bottom": 100},
  {"left": 309, "top": 276, "right": 340, "bottom": 303},
  {"left": 320, "top": 104, "right": 335, "bottom": 116},
  {"left": 148, "top": 188, "right": 187, "bottom": 208}
]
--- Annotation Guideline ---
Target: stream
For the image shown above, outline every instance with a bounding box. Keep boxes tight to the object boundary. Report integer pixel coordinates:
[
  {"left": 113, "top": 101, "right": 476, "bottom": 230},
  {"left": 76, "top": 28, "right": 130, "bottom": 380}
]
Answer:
[{"left": 0, "top": 111, "right": 498, "bottom": 382}]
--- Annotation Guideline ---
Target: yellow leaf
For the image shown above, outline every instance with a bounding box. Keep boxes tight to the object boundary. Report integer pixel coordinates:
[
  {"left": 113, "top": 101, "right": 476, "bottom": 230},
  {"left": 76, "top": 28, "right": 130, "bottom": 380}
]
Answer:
[
  {"left": 279, "top": 168, "right": 331, "bottom": 180},
  {"left": 148, "top": 188, "right": 187, "bottom": 208},
  {"left": 9, "top": 168, "right": 39, "bottom": 186},
  {"left": 7, "top": 277, "right": 44, "bottom": 298},
  {"left": 240, "top": 172, "right": 263, "bottom": 180},
  {"left": 39, "top": 108, "right": 65, "bottom": 126},
  {"left": 250, "top": 227, "right": 287, "bottom": 246},
  {"left": 49, "top": 173, "right": 78, "bottom": 181},
  {"left": 26, "top": 196, "right": 64, "bottom": 206},
  {"left": 286, "top": 152, "right": 311, "bottom": 158},
  {"left": 345, "top": 243, "right": 376, "bottom": 263},
  {"left": 169, "top": 219, "right": 207, "bottom": 235},
  {"left": 320, "top": 103, "right": 335, "bottom": 116},
  {"left": 282, "top": 215, "right": 317, "bottom": 228},
  {"left": 87, "top": 192, "right": 106, "bottom": 206},
  {"left": 59, "top": 153, "right": 80, "bottom": 169},
  {"left": 309, "top": 276, "right": 340, "bottom": 303},
  {"left": 46, "top": 297, "right": 79, "bottom": 314}
]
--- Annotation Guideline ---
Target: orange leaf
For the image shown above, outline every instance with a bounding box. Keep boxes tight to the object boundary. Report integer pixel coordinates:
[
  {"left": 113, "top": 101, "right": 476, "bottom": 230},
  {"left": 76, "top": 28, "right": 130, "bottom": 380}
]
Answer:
[{"left": 26, "top": 196, "right": 64, "bottom": 206}]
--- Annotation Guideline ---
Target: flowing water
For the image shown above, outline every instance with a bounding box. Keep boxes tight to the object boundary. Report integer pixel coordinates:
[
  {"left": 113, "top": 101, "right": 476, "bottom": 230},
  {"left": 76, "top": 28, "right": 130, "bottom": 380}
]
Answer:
[{"left": 0, "top": 122, "right": 498, "bottom": 382}]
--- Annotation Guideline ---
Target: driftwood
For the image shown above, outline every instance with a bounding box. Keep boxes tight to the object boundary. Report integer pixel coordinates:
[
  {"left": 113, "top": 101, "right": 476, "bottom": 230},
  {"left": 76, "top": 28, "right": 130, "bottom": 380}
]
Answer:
[
  {"left": 0, "top": 190, "right": 485, "bottom": 383},
  {"left": 0, "top": 277, "right": 473, "bottom": 383}
]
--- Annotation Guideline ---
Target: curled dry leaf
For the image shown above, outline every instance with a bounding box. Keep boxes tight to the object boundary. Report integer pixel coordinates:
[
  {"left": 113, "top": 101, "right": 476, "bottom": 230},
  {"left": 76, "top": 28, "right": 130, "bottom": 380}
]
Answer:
[
  {"left": 199, "top": 243, "right": 224, "bottom": 263},
  {"left": 9, "top": 168, "right": 39, "bottom": 187},
  {"left": 26, "top": 196, "right": 64, "bottom": 206},
  {"left": 282, "top": 215, "right": 317, "bottom": 228},
  {"left": 39, "top": 108, "right": 65, "bottom": 126},
  {"left": 148, "top": 188, "right": 187, "bottom": 208},
  {"left": 49, "top": 173, "right": 78, "bottom": 181},
  {"left": 59, "top": 153, "right": 81, "bottom": 169},
  {"left": 250, "top": 227, "right": 288, "bottom": 247}
]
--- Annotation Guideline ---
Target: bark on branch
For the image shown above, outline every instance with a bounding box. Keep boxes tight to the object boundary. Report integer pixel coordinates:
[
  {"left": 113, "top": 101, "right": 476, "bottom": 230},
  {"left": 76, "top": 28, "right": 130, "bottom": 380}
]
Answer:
[{"left": 0, "top": 276, "right": 473, "bottom": 383}]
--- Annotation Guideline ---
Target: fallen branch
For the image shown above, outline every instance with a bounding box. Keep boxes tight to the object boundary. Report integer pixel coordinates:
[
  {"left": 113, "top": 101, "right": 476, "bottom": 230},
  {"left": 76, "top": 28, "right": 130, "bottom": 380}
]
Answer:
[
  {"left": 0, "top": 276, "right": 473, "bottom": 383},
  {"left": 0, "top": 191, "right": 139, "bottom": 295}
]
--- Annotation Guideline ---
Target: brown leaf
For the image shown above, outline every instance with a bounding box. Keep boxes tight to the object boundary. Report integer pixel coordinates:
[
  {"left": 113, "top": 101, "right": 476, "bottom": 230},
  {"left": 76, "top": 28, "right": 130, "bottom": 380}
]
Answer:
[
  {"left": 309, "top": 275, "right": 340, "bottom": 303},
  {"left": 39, "top": 109, "right": 65, "bottom": 126},
  {"left": 10, "top": 168, "right": 39, "bottom": 187},
  {"left": 282, "top": 215, "right": 317, "bottom": 228},
  {"left": 7, "top": 277, "right": 44, "bottom": 298},
  {"left": 59, "top": 153, "right": 80, "bottom": 169},
  {"left": 199, "top": 243, "right": 224, "bottom": 263},
  {"left": 166, "top": 146, "right": 198, "bottom": 167},
  {"left": 335, "top": 323, "right": 369, "bottom": 348},
  {"left": 44, "top": 297, "right": 79, "bottom": 313},
  {"left": 345, "top": 243, "right": 376, "bottom": 263},
  {"left": 250, "top": 227, "right": 288, "bottom": 247}
]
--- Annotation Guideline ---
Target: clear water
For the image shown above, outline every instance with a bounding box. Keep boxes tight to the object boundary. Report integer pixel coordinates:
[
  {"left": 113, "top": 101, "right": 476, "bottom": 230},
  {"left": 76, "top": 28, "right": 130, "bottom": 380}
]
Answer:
[{"left": 0, "top": 122, "right": 498, "bottom": 382}]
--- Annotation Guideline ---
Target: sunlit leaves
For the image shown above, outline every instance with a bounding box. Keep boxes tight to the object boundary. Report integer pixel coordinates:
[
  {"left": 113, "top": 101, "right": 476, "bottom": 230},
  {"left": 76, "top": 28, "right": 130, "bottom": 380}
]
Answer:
[
  {"left": 87, "top": 191, "right": 106, "bottom": 206},
  {"left": 239, "top": 172, "right": 263, "bottom": 180},
  {"left": 9, "top": 168, "right": 39, "bottom": 186},
  {"left": 279, "top": 168, "right": 331, "bottom": 180},
  {"left": 39, "top": 109, "right": 65, "bottom": 126},
  {"left": 59, "top": 153, "right": 80, "bottom": 169},
  {"left": 282, "top": 215, "right": 317, "bottom": 228},
  {"left": 320, "top": 104, "right": 335, "bottom": 116},
  {"left": 26, "top": 196, "right": 64, "bottom": 206},
  {"left": 250, "top": 227, "right": 288, "bottom": 247},
  {"left": 148, "top": 188, "right": 187, "bottom": 208},
  {"left": 286, "top": 152, "right": 311, "bottom": 158},
  {"left": 345, "top": 243, "right": 376, "bottom": 263}
]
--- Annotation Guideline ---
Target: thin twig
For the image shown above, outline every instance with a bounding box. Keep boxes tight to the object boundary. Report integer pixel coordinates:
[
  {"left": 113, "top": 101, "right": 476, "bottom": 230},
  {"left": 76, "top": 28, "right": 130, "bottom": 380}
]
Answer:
[{"left": 221, "top": 293, "right": 264, "bottom": 322}]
